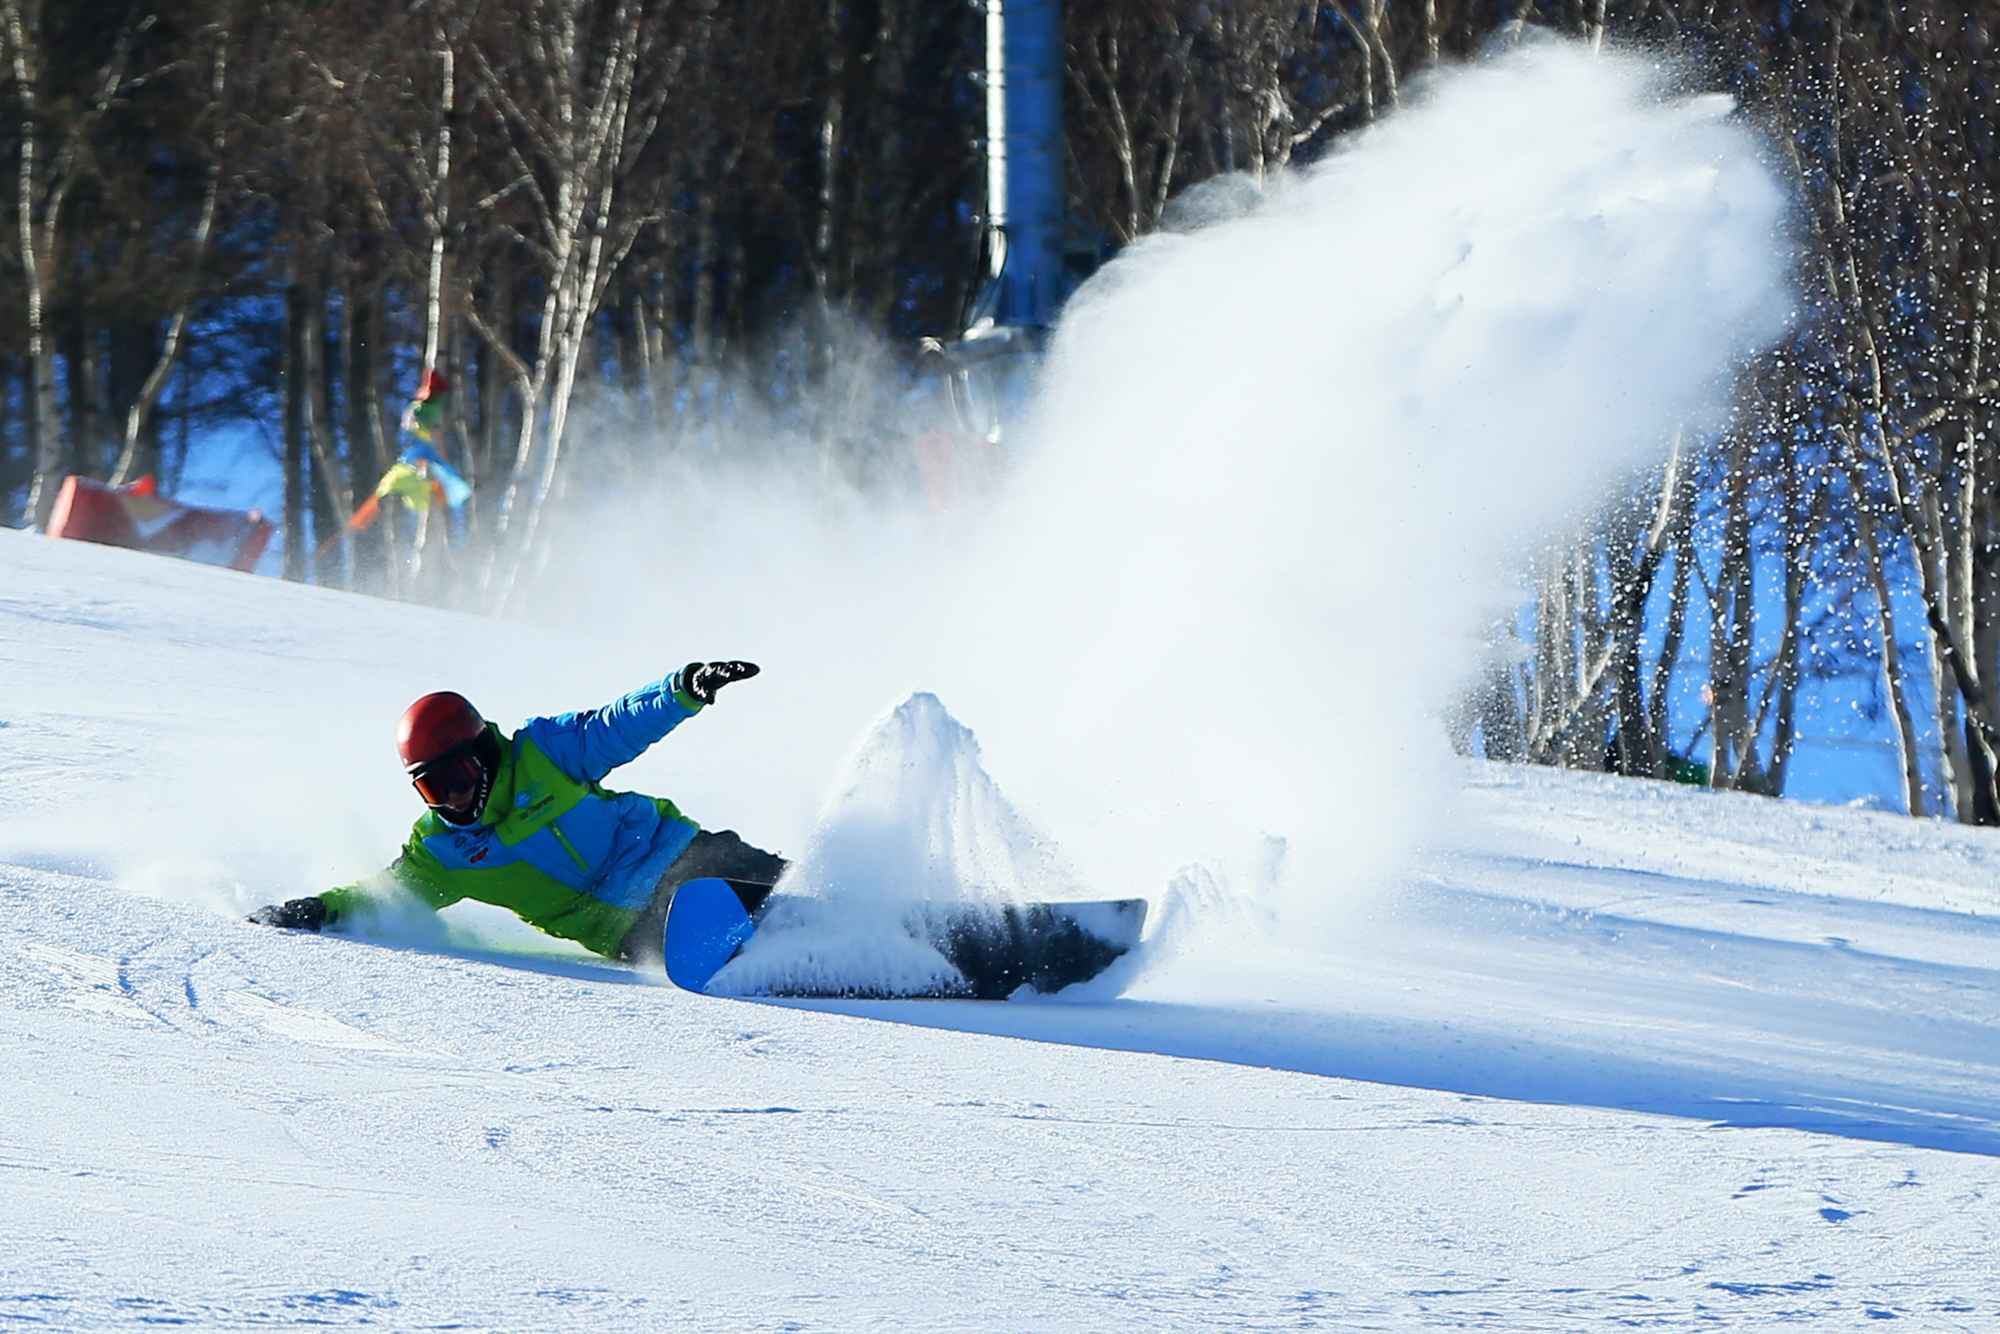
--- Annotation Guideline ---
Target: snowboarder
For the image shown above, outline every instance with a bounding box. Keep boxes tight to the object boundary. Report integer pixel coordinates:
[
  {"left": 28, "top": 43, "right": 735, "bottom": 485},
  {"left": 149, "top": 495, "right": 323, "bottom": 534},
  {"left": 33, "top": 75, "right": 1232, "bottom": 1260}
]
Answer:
[{"left": 247, "top": 663, "right": 785, "bottom": 965}]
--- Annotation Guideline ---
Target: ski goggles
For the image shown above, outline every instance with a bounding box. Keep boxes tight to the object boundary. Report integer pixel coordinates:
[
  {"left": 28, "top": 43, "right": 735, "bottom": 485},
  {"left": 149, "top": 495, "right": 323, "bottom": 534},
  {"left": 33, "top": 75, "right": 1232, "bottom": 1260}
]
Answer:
[{"left": 408, "top": 742, "right": 487, "bottom": 810}]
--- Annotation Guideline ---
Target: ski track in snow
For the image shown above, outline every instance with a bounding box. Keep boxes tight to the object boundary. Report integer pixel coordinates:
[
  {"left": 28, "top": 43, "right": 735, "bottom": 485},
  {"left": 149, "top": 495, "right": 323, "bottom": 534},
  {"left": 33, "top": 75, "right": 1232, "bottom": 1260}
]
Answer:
[{"left": 3, "top": 532, "right": 2000, "bottom": 1328}]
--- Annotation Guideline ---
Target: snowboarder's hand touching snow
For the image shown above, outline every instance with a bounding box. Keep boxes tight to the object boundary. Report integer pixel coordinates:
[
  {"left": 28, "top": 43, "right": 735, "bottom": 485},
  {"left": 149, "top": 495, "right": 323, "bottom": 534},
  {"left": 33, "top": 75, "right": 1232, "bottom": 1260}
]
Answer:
[
  {"left": 248, "top": 897, "right": 329, "bottom": 931},
  {"left": 681, "top": 661, "right": 760, "bottom": 705}
]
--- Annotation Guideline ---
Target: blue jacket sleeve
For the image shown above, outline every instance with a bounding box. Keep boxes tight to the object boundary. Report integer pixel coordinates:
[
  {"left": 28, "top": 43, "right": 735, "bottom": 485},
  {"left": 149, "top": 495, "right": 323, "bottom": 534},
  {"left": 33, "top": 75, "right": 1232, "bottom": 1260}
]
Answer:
[{"left": 519, "top": 670, "right": 706, "bottom": 785}]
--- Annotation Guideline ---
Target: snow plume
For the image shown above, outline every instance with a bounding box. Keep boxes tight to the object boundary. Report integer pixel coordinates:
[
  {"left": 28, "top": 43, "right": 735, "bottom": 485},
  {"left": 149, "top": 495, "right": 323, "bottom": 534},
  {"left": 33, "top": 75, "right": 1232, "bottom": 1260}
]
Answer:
[
  {"left": 775, "top": 692, "right": 1083, "bottom": 908},
  {"left": 712, "top": 692, "right": 1088, "bottom": 996},
  {"left": 940, "top": 39, "right": 1792, "bottom": 936},
  {"left": 520, "top": 38, "right": 1790, "bottom": 962}
]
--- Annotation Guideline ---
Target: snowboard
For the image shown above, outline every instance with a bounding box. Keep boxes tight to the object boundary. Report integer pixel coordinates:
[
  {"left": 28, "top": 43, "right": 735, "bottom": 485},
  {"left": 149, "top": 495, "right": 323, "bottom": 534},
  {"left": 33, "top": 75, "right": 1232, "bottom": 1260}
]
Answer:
[{"left": 662, "top": 877, "right": 1147, "bottom": 1000}]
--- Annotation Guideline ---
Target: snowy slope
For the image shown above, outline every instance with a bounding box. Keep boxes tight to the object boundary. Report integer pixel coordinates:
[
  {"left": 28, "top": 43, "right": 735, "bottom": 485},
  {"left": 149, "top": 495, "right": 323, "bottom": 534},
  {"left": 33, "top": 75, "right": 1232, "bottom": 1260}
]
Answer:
[
  {"left": 4, "top": 529, "right": 1999, "bottom": 1330},
  {"left": 11, "top": 38, "right": 1988, "bottom": 1329}
]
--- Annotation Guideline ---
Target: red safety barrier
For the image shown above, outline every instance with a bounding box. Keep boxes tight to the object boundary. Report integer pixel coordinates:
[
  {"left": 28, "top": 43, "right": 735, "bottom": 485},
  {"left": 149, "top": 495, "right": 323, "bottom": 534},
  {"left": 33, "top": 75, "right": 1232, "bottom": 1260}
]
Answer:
[{"left": 46, "top": 474, "right": 274, "bottom": 573}]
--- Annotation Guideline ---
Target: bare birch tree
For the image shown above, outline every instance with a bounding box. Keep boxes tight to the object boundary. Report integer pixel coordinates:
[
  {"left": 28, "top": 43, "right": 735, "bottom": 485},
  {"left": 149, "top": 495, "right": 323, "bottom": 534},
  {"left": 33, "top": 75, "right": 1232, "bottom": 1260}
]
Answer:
[
  {"left": 461, "top": 0, "right": 680, "bottom": 601},
  {"left": 1068, "top": 1, "right": 1195, "bottom": 245},
  {"left": 111, "top": 18, "right": 229, "bottom": 485},
  {"left": 1, "top": 0, "right": 152, "bottom": 526}
]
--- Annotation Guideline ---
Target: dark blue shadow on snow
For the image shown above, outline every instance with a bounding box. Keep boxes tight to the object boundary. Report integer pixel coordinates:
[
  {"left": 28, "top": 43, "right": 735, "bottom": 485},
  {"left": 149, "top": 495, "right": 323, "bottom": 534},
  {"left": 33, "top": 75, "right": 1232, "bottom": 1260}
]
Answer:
[
  {"left": 328, "top": 923, "right": 655, "bottom": 988},
  {"left": 333, "top": 869, "right": 2000, "bottom": 1159},
  {"left": 719, "top": 871, "right": 2000, "bottom": 1159},
  {"left": 750, "top": 988, "right": 2000, "bottom": 1158}
]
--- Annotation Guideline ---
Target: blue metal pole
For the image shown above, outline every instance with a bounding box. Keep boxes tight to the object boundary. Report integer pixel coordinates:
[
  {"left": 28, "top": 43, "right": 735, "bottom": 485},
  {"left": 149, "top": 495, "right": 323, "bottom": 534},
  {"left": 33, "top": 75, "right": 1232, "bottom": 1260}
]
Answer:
[{"left": 988, "top": 0, "right": 1065, "bottom": 329}]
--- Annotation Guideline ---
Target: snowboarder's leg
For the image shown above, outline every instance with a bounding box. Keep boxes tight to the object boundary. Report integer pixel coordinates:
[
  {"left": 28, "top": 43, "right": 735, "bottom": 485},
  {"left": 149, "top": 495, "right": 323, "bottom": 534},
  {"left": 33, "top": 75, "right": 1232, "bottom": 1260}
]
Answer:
[
  {"left": 619, "top": 830, "right": 787, "bottom": 965},
  {"left": 662, "top": 829, "right": 788, "bottom": 886}
]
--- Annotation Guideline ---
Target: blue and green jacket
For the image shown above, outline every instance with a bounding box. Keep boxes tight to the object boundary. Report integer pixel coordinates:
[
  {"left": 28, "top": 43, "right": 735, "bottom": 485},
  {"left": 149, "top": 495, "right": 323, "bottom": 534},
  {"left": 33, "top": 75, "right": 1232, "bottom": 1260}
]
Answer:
[{"left": 322, "top": 672, "right": 707, "bottom": 957}]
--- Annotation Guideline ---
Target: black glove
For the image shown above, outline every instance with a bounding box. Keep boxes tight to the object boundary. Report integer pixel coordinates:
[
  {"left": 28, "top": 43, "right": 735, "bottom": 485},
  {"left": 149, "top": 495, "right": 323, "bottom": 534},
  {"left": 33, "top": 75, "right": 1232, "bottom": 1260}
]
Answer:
[
  {"left": 248, "top": 897, "right": 329, "bottom": 932},
  {"left": 682, "top": 660, "right": 760, "bottom": 705}
]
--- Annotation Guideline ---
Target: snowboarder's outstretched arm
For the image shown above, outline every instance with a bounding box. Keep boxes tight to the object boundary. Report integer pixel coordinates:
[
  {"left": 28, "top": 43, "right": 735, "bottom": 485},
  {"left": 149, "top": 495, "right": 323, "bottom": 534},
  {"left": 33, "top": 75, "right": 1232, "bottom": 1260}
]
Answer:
[
  {"left": 248, "top": 897, "right": 328, "bottom": 930},
  {"left": 521, "top": 661, "right": 759, "bottom": 786},
  {"left": 250, "top": 841, "right": 462, "bottom": 933}
]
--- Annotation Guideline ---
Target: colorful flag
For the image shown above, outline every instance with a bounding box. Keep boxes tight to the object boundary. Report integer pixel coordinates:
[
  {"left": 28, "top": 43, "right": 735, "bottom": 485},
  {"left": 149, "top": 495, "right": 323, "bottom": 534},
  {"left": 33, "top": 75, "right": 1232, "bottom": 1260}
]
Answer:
[
  {"left": 317, "top": 370, "right": 473, "bottom": 558},
  {"left": 398, "top": 442, "right": 472, "bottom": 509},
  {"left": 373, "top": 461, "right": 442, "bottom": 514},
  {"left": 394, "top": 371, "right": 471, "bottom": 509},
  {"left": 402, "top": 369, "right": 450, "bottom": 443}
]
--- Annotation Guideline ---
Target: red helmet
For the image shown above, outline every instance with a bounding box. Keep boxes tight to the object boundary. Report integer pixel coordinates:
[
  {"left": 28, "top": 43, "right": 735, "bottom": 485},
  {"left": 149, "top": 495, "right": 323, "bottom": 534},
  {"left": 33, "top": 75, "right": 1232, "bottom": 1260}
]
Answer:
[
  {"left": 398, "top": 692, "right": 499, "bottom": 821},
  {"left": 398, "top": 692, "right": 487, "bottom": 770}
]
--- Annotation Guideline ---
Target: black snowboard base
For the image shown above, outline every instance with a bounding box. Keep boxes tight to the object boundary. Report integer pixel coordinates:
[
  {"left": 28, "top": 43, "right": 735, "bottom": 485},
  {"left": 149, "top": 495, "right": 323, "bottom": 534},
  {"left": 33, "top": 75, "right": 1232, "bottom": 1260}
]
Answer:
[{"left": 662, "top": 878, "right": 1147, "bottom": 1000}]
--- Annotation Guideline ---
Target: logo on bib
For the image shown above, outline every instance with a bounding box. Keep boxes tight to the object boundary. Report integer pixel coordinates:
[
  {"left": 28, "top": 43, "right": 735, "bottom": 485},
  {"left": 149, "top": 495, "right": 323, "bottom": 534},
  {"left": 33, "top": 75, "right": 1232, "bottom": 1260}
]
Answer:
[{"left": 449, "top": 829, "right": 495, "bottom": 865}]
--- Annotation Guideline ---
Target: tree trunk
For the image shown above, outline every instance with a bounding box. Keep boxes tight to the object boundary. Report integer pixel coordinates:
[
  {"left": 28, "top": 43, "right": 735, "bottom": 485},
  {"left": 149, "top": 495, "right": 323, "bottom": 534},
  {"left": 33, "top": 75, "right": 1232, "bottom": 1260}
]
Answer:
[
  {"left": 1650, "top": 463, "right": 1698, "bottom": 761},
  {"left": 690, "top": 176, "right": 719, "bottom": 397},
  {"left": 1709, "top": 436, "right": 1755, "bottom": 789},
  {"left": 58, "top": 292, "right": 94, "bottom": 474},
  {"left": 8, "top": 1, "right": 142, "bottom": 525},
  {"left": 300, "top": 284, "right": 342, "bottom": 588},
  {"left": 10, "top": 1, "right": 62, "bottom": 529},
  {"left": 283, "top": 273, "right": 311, "bottom": 581},
  {"left": 112, "top": 39, "right": 227, "bottom": 487},
  {"left": 108, "top": 322, "right": 155, "bottom": 481},
  {"left": 1856, "top": 503, "right": 1929, "bottom": 816},
  {"left": 18, "top": 232, "right": 61, "bottom": 527},
  {"left": 348, "top": 277, "right": 393, "bottom": 593}
]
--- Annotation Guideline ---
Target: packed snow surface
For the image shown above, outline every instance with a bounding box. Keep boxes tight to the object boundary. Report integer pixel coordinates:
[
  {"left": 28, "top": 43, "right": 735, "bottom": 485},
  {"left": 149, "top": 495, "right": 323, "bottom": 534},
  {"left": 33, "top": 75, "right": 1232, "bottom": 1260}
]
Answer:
[{"left": 5, "top": 532, "right": 2000, "bottom": 1329}]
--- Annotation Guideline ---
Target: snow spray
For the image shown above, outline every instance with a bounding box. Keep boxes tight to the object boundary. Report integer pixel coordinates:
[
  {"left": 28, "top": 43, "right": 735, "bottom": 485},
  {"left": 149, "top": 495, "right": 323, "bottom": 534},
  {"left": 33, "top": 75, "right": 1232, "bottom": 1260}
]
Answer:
[
  {"left": 940, "top": 39, "right": 1794, "bottom": 936},
  {"left": 528, "top": 38, "right": 1794, "bottom": 965}
]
